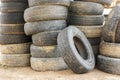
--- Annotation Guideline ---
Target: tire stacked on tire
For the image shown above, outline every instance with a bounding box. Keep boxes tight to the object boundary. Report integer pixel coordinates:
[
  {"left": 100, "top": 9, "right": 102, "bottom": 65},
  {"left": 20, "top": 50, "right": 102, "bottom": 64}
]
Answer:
[
  {"left": 68, "top": 1, "right": 104, "bottom": 57},
  {"left": 0, "top": 0, "right": 31, "bottom": 67},
  {"left": 24, "top": 0, "right": 70, "bottom": 71},
  {"left": 97, "top": 4, "right": 120, "bottom": 75}
]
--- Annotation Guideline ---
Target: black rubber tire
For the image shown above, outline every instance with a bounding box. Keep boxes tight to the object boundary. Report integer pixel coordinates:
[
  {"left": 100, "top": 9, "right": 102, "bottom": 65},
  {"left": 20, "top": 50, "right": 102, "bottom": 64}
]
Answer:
[
  {"left": 31, "top": 57, "right": 68, "bottom": 71},
  {"left": 75, "top": 0, "right": 113, "bottom": 5},
  {"left": 0, "top": 34, "right": 31, "bottom": 44},
  {"left": 24, "top": 5, "right": 68, "bottom": 22},
  {"left": 0, "top": 42, "right": 31, "bottom": 54},
  {"left": 76, "top": 25, "right": 103, "bottom": 38},
  {"left": 88, "top": 38, "right": 101, "bottom": 45},
  {"left": 28, "top": 0, "right": 70, "bottom": 7},
  {"left": 32, "top": 31, "right": 59, "bottom": 46},
  {"left": 0, "top": 24, "right": 24, "bottom": 34},
  {"left": 0, "top": 0, "right": 27, "bottom": 2},
  {"left": 97, "top": 55, "right": 120, "bottom": 75},
  {"left": 69, "top": 1, "right": 104, "bottom": 15},
  {"left": 30, "top": 44, "right": 60, "bottom": 58},
  {"left": 100, "top": 41, "right": 120, "bottom": 58},
  {"left": 57, "top": 26, "right": 95, "bottom": 74},
  {"left": 24, "top": 20, "right": 67, "bottom": 35},
  {"left": 0, "top": 12, "right": 24, "bottom": 24},
  {"left": 0, "top": 2, "right": 27, "bottom": 12},
  {"left": 102, "top": 4, "right": 120, "bottom": 43},
  {"left": 0, "top": 54, "right": 30, "bottom": 67},
  {"left": 68, "top": 14, "right": 104, "bottom": 26}
]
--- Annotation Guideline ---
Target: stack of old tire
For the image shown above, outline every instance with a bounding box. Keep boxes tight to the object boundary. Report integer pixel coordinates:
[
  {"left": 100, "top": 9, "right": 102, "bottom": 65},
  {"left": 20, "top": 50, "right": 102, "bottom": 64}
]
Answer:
[
  {"left": 24, "top": 0, "right": 70, "bottom": 71},
  {"left": 68, "top": 1, "right": 104, "bottom": 57},
  {"left": 0, "top": 0, "right": 31, "bottom": 67},
  {"left": 97, "top": 4, "right": 120, "bottom": 75}
]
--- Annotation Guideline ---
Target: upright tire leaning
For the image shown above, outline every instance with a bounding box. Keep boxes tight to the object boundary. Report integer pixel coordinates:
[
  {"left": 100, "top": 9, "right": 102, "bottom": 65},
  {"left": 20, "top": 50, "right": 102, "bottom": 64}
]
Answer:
[
  {"left": 97, "top": 55, "right": 120, "bottom": 75},
  {"left": 57, "top": 26, "right": 95, "bottom": 74},
  {"left": 24, "top": 5, "right": 68, "bottom": 22}
]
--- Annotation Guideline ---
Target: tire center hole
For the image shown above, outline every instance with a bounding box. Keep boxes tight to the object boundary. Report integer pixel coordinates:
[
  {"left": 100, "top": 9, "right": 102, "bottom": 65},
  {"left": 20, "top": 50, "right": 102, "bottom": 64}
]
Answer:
[{"left": 73, "top": 37, "right": 88, "bottom": 60}]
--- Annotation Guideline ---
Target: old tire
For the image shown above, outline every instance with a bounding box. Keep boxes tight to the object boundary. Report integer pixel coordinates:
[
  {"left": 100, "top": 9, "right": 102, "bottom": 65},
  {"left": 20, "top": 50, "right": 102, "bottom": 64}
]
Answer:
[
  {"left": 0, "top": 12, "right": 24, "bottom": 24},
  {"left": 100, "top": 41, "right": 120, "bottom": 58},
  {"left": 102, "top": 4, "right": 120, "bottom": 43},
  {"left": 69, "top": 1, "right": 104, "bottom": 15},
  {"left": 31, "top": 44, "right": 60, "bottom": 58},
  {"left": 76, "top": 25, "right": 103, "bottom": 38},
  {"left": 88, "top": 38, "right": 101, "bottom": 45},
  {"left": 0, "top": 0, "right": 27, "bottom": 2},
  {"left": 0, "top": 54, "right": 30, "bottom": 67},
  {"left": 0, "top": 24, "right": 24, "bottom": 34},
  {"left": 0, "top": 42, "right": 31, "bottom": 54},
  {"left": 97, "top": 55, "right": 120, "bottom": 75},
  {"left": 24, "top": 20, "right": 66, "bottom": 35},
  {"left": 28, "top": 0, "right": 70, "bottom": 7},
  {"left": 32, "top": 31, "right": 59, "bottom": 46},
  {"left": 75, "top": 0, "right": 113, "bottom": 5},
  {"left": 31, "top": 57, "right": 68, "bottom": 71},
  {"left": 24, "top": 5, "right": 68, "bottom": 22},
  {"left": 0, "top": 2, "right": 27, "bottom": 12},
  {"left": 68, "top": 14, "right": 104, "bottom": 26},
  {"left": 0, "top": 34, "right": 31, "bottom": 44},
  {"left": 57, "top": 26, "right": 95, "bottom": 74}
]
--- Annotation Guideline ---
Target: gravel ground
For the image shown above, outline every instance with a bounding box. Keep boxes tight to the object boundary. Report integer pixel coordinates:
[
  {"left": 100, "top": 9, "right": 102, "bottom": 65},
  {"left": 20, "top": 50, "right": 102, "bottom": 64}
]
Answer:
[{"left": 0, "top": 67, "right": 120, "bottom": 80}]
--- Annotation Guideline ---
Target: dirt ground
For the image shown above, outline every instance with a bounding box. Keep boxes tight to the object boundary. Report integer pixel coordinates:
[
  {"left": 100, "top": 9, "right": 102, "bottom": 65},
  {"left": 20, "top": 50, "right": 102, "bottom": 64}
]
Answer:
[{"left": 0, "top": 67, "right": 120, "bottom": 80}]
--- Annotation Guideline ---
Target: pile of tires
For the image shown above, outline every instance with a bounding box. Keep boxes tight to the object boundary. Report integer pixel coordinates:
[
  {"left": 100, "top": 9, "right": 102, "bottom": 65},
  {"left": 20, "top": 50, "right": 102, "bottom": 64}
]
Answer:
[
  {"left": 97, "top": 4, "right": 120, "bottom": 75},
  {"left": 68, "top": 1, "right": 104, "bottom": 58},
  {"left": 24, "top": 0, "right": 70, "bottom": 71},
  {"left": 0, "top": 0, "right": 31, "bottom": 67}
]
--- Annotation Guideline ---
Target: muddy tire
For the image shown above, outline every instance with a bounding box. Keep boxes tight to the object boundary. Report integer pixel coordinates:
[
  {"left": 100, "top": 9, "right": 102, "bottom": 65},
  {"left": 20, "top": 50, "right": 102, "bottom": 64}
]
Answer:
[
  {"left": 24, "top": 5, "right": 68, "bottom": 22},
  {"left": 0, "top": 12, "right": 24, "bottom": 24},
  {"left": 0, "top": 2, "right": 27, "bottom": 12},
  {"left": 68, "top": 14, "right": 104, "bottom": 26},
  {"left": 32, "top": 31, "right": 59, "bottom": 46},
  {"left": 28, "top": 0, "right": 70, "bottom": 7},
  {"left": 0, "top": 24, "right": 24, "bottom": 34},
  {"left": 69, "top": 1, "right": 104, "bottom": 15},
  {"left": 97, "top": 55, "right": 120, "bottom": 75},
  {"left": 57, "top": 26, "right": 95, "bottom": 74},
  {"left": 0, "top": 34, "right": 31, "bottom": 44},
  {"left": 0, "top": 54, "right": 30, "bottom": 67},
  {"left": 0, "top": 42, "right": 31, "bottom": 54},
  {"left": 24, "top": 20, "right": 66, "bottom": 35},
  {"left": 31, "top": 57, "right": 68, "bottom": 71},
  {"left": 76, "top": 25, "right": 103, "bottom": 38},
  {"left": 100, "top": 41, "right": 120, "bottom": 58}
]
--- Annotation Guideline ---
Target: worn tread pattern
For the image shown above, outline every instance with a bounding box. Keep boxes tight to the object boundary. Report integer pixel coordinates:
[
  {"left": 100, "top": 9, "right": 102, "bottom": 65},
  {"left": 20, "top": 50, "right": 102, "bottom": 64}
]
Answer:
[{"left": 31, "top": 57, "right": 68, "bottom": 71}]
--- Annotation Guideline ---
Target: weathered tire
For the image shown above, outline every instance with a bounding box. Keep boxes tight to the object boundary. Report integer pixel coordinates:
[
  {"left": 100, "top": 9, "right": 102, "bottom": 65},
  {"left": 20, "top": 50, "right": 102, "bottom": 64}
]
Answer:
[
  {"left": 0, "top": 43, "right": 31, "bottom": 54},
  {"left": 32, "top": 31, "right": 59, "bottom": 46},
  {"left": 88, "top": 38, "right": 101, "bottom": 45},
  {"left": 75, "top": 0, "right": 113, "bottom": 5},
  {"left": 0, "top": 34, "right": 31, "bottom": 44},
  {"left": 76, "top": 25, "right": 103, "bottom": 38},
  {"left": 116, "top": 21, "right": 120, "bottom": 42},
  {"left": 100, "top": 41, "right": 120, "bottom": 58},
  {"left": 31, "top": 57, "right": 68, "bottom": 71},
  {"left": 69, "top": 1, "right": 104, "bottom": 15},
  {"left": 0, "top": 0, "right": 27, "bottom": 2},
  {"left": 97, "top": 55, "right": 120, "bottom": 75},
  {"left": 0, "top": 2, "right": 27, "bottom": 12},
  {"left": 102, "top": 4, "right": 120, "bottom": 43},
  {"left": 57, "top": 26, "right": 95, "bottom": 74},
  {"left": 68, "top": 14, "right": 104, "bottom": 26},
  {"left": 0, "top": 12, "right": 24, "bottom": 24},
  {"left": 24, "top": 5, "right": 68, "bottom": 22},
  {"left": 0, "top": 54, "right": 30, "bottom": 67},
  {"left": 28, "top": 0, "right": 70, "bottom": 7},
  {"left": 24, "top": 20, "right": 67, "bottom": 35},
  {"left": 92, "top": 45, "right": 99, "bottom": 55},
  {"left": 30, "top": 44, "right": 60, "bottom": 58},
  {"left": 0, "top": 24, "right": 24, "bottom": 34}
]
